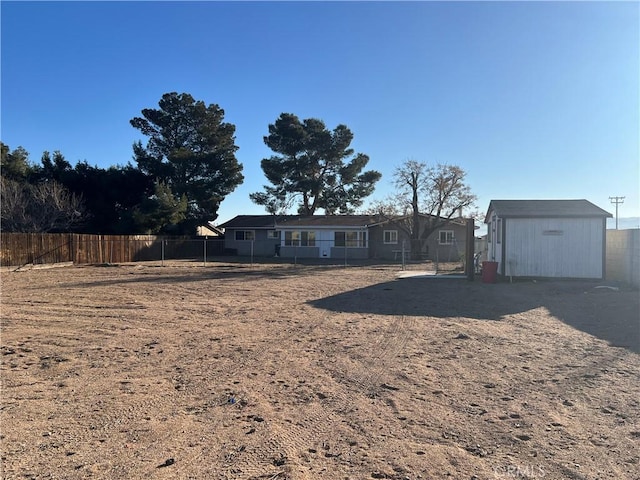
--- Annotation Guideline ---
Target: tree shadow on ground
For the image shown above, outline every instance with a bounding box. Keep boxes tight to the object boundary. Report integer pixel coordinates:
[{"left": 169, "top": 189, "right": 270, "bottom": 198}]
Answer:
[
  {"left": 308, "top": 277, "right": 640, "bottom": 354},
  {"left": 49, "top": 263, "right": 344, "bottom": 289}
]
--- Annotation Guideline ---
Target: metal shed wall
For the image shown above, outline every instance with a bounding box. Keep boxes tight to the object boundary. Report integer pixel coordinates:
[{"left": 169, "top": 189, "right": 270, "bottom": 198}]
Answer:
[{"left": 504, "top": 217, "right": 605, "bottom": 278}]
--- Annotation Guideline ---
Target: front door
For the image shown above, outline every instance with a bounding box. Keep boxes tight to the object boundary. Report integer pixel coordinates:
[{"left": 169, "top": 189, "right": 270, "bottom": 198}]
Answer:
[{"left": 317, "top": 230, "right": 332, "bottom": 258}]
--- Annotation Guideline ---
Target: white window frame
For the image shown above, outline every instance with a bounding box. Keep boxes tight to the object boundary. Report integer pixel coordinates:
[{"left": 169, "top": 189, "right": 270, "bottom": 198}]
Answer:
[
  {"left": 383, "top": 230, "right": 398, "bottom": 244},
  {"left": 267, "top": 230, "right": 280, "bottom": 239},
  {"left": 284, "top": 231, "right": 300, "bottom": 246},
  {"left": 438, "top": 230, "right": 454, "bottom": 245},
  {"left": 335, "top": 231, "right": 367, "bottom": 248},
  {"left": 284, "top": 230, "right": 315, "bottom": 247},
  {"left": 235, "top": 230, "right": 255, "bottom": 241}
]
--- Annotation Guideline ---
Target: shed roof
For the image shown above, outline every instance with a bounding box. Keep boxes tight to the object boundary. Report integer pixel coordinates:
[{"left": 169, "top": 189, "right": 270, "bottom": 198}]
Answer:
[{"left": 485, "top": 199, "right": 612, "bottom": 223}]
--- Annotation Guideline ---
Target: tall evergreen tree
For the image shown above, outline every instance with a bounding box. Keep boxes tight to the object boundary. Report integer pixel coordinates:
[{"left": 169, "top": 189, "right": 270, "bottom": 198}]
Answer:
[
  {"left": 250, "top": 113, "right": 381, "bottom": 215},
  {"left": 130, "top": 92, "right": 243, "bottom": 232},
  {"left": 132, "top": 181, "right": 188, "bottom": 234},
  {"left": 1, "top": 142, "right": 34, "bottom": 181}
]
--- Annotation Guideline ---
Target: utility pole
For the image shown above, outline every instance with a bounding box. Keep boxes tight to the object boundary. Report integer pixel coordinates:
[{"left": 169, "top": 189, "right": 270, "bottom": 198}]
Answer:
[{"left": 609, "top": 196, "right": 625, "bottom": 229}]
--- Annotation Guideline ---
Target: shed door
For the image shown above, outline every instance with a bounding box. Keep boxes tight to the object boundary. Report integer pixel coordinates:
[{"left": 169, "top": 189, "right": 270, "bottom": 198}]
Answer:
[{"left": 490, "top": 215, "right": 497, "bottom": 261}]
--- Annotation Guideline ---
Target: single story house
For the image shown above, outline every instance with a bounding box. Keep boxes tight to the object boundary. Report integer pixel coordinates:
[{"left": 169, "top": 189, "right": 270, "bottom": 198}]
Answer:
[
  {"left": 217, "top": 214, "right": 470, "bottom": 261},
  {"left": 484, "top": 199, "right": 612, "bottom": 279}
]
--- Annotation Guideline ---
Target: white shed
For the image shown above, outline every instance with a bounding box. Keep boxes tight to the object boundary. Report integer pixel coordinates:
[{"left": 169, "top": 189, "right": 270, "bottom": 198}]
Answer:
[{"left": 484, "top": 200, "right": 612, "bottom": 279}]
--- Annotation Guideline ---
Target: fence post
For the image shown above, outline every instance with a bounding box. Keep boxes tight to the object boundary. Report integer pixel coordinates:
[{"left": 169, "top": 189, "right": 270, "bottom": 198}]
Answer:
[
  {"left": 251, "top": 240, "right": 254, "bottom": 265},
  {"left": 161, "top": 239, "right": 165, "bottom": 267},
  {"left": 71, "top": 233, "right": 76, "bottom": 264},
  {"left": 203, "top": 238, "right": 207, "bottom": 267},
  {"left": 465, "top": 218, "right": 475, "bottom": 281},
  {"left": 28, "top": 233, "right": 34, "bottom": 265},
  {"left": 402, "top": 240, "right": 406, "bottom": 271}
]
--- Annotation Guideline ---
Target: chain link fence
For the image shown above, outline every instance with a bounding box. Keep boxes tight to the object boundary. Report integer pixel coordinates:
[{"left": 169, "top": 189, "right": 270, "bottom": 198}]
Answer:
[{"left": 1, "top": 233, "right": 467, "bottom": 273}]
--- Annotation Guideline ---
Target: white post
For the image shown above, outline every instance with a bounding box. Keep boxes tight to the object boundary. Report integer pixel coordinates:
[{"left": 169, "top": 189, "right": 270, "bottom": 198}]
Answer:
[{"left": 203, "top": 238, "right": 207, "bottom": 267}]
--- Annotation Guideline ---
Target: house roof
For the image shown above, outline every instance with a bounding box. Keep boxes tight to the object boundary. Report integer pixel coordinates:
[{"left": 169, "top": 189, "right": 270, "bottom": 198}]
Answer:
[
  {"left": 276, "top": 215, "right": 382, "bottom": 229},
  {"left": 366, "top": 213, "right": 468, "bottom": 228},
  {"left": 485, "top": 199, "right": 612, "bottom": 223},
  {"left": 219, "top": 214, "right": 471, "bottom": 230},
  {"left": 218, "top": 214, "right": 385, "bottom": 230},
  {"left": 217, "top": 215, "right": 280, "bottom": 229}
]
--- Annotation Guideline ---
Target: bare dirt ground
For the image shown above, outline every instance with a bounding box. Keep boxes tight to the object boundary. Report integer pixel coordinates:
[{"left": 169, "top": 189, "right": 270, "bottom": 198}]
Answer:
[{"left": 1, "top": 261, "right": 639, "bottom": 480}]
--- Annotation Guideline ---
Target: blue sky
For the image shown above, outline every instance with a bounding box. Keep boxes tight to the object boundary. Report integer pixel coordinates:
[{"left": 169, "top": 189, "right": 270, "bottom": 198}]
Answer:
[{"left": 2, "top": 1, "right": 638, "bottom": 226}]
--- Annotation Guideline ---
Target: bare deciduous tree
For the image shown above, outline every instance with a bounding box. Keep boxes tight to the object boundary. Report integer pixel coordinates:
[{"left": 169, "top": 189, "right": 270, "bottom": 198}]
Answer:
[
  {"left": 367, "top": 160, "right": 477, "bottom": 258},
  {"left": 1, "top": 177, "right": 86, "bottom": 232}
]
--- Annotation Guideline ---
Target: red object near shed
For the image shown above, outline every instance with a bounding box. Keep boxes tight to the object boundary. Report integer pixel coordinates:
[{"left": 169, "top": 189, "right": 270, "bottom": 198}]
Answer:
[{"left": 482, "top": 261, "right": 498, "bottom": 283}]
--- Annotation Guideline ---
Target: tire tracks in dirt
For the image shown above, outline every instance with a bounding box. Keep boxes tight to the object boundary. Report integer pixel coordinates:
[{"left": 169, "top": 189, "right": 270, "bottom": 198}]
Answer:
[{"left": 209, "top": 312, "right": 418, "bottom": 479}]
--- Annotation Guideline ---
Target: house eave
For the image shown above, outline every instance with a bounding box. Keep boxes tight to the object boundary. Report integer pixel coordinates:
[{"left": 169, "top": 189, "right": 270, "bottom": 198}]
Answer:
[{"left": 275, "top": 225, "right": 369, "bottom": 230}]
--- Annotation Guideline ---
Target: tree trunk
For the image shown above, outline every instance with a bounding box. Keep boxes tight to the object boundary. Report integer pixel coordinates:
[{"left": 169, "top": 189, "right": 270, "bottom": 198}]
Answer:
[{"left": 410, "top": 238, "right": 423, "bottom": 260}]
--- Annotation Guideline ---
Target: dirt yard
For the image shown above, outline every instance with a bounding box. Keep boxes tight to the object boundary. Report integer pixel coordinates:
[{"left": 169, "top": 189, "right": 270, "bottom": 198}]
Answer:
[{"left": 1, "top": 262, "right": 639, "bottom": 480}]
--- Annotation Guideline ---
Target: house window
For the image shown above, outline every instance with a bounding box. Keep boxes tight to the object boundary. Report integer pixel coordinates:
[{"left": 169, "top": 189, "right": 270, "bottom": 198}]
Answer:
[
  {"left": 496, "top": 219, "right": 502, "bottom": 244},
  {"left": 235, "top": 230, "right": 255, "bottom": 241},
  {"left": 439, "top": 230, "right": 454, "bottom": 245},
  {"left": 284, "top": 231, "right": 299, "bottom": 246},
  {"left": 267, "top": 230, "right": 280, "bottom": 239},
  {"left": 301, "top": 231, "right": 315, "bottom": 246},
  {"left": 335, "top": 231, "right": 367, "bottom": 247},
  {"left": 284, "top": 231, "right": 315, "bottom": 246},
  {"left": 383, "top": 230, "right": 398, "bottom": 244}
]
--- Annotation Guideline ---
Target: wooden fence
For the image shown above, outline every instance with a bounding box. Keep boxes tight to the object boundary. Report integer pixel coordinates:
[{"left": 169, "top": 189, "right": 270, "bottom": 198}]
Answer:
[
  {"left": 0, "top": 233, "right": 226, "bottom": 267},
  {"left": 606, "top": 229, "right": 640, "bottom": 288}
]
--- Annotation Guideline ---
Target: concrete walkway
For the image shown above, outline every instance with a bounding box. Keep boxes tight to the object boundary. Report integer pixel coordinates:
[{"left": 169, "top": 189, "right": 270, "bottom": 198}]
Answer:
[{"left": 396, "top": 271, "right": 467, "bottom": 279}]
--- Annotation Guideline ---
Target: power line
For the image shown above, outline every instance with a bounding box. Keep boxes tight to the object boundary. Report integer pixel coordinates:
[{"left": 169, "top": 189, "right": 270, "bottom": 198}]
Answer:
[{"left": 609, "top": 196, "right": 625, "bottom": 230}]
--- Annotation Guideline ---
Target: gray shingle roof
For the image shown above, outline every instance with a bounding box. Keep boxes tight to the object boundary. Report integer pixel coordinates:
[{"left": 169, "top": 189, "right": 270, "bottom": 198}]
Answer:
[
  {"left": 485, "top": 199, "right": 612, "bottom": 223},
  {"left": 217, "top": 214, "right": 385, "bottom": 229},
  {"left": 217, "top": 215, "right": 279, "bottom": 229},
  {"left": 277, "top": 215, "right": 382, "bottom": 228}
]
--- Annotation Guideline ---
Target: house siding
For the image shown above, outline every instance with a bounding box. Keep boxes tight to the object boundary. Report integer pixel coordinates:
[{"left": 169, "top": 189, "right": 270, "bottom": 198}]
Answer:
[
  {"left": 279, "top": 246, "right": 319, "bottom": 258},
  {"left": 225, "top": 229, "right": 279, "bottom": 256},
  {"left": 367, "top": 226, "right": 410, "bottom": 259},
  {"left": 331, "top": 246, "right": 369, "bottom": 260},
  {"left": 504, "top": 217, "right": 604, "bottom": 278},
  {"left": 427, "top": 224, "right": 468, "bottom": 262},
  {"left": 221, "top": 215, "right": 470, "bottom": 261},
  {"left": 367, "top": 223, "right": 468, "bottom": 261},
  {"left": 277, "top": 227, "right": 368, "bottom": 259}
]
